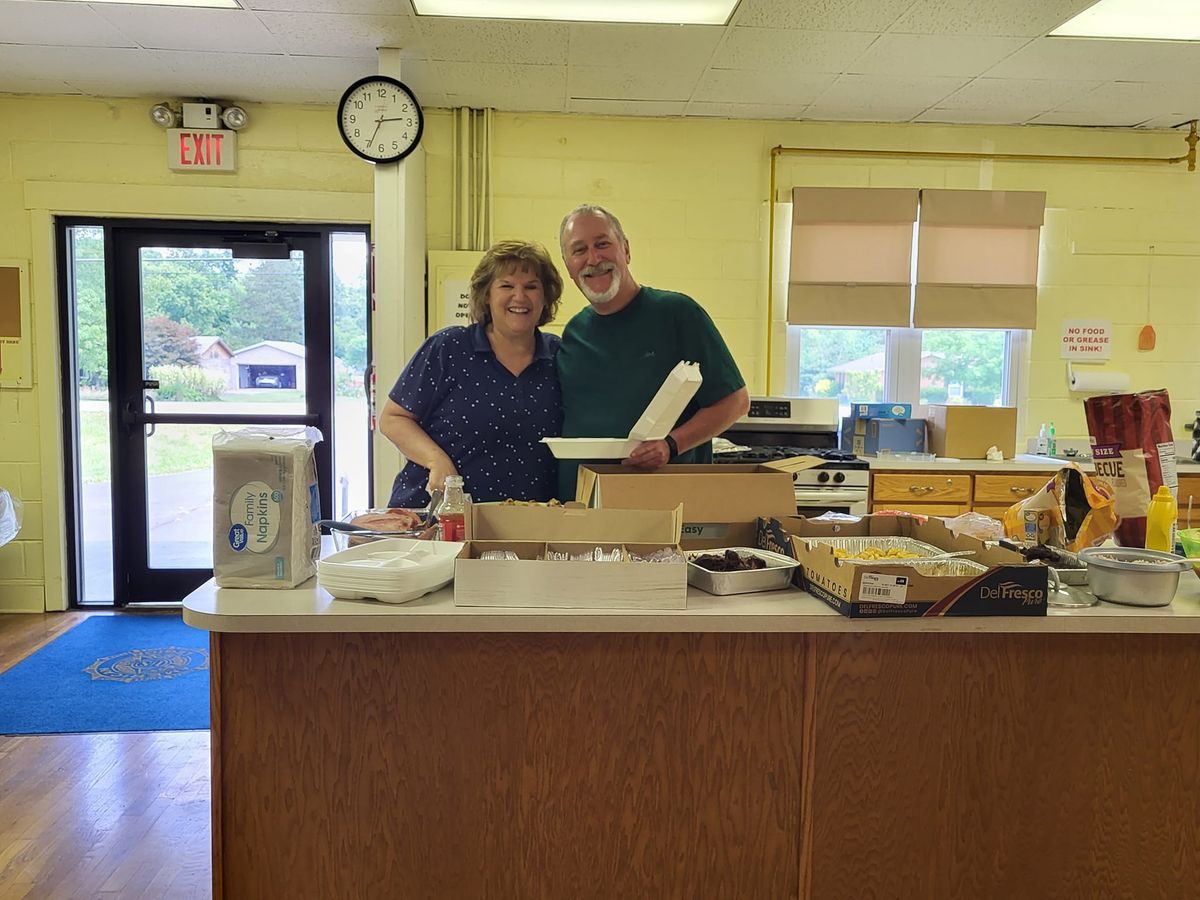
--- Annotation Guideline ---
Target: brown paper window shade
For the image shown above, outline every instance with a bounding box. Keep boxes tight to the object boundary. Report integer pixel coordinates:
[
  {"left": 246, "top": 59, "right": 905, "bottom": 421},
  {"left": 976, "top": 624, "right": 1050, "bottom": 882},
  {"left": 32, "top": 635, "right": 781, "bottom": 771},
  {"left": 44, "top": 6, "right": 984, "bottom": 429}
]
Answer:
[
  {"left": 788, "top": 187, "right": 917, "bottom": 327},
  {"left": 0, "top": 267, "right": 20, "bottom": 338},
  {"left": 914, "top": 189, "right": 1045, "bottom": 330}
]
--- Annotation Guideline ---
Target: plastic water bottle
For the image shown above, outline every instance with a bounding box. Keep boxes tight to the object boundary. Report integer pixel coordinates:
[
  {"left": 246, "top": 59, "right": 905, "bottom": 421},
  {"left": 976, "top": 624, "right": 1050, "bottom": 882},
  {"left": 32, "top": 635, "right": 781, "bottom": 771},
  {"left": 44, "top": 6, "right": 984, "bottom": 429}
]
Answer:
[{"left": 1145, "top": 485, "right": 1178, "bottom": 552}]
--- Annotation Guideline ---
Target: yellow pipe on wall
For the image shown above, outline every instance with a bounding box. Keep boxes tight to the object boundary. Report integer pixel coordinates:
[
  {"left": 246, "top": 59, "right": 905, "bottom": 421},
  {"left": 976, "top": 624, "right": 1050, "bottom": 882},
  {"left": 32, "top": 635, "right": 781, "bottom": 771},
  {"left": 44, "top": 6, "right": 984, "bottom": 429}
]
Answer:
[{"left": 764, "top": 121, "right": 1200, "bottom": 392}]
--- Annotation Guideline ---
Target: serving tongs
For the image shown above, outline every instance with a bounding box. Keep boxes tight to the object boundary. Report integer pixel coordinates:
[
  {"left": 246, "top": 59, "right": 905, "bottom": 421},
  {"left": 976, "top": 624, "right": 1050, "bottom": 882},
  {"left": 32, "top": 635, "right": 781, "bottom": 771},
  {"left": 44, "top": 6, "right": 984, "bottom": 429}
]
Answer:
[{"left": 317, "top": 494, "right": 441, "bottom": 541}]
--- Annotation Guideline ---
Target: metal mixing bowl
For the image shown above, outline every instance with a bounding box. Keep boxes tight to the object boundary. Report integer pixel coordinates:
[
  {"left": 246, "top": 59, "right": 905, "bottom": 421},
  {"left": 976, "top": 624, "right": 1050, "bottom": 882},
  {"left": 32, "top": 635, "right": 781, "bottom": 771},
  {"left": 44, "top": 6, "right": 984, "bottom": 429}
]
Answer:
[{"left": 1078, "top": 547, "right": 1190, "bottom": 607}]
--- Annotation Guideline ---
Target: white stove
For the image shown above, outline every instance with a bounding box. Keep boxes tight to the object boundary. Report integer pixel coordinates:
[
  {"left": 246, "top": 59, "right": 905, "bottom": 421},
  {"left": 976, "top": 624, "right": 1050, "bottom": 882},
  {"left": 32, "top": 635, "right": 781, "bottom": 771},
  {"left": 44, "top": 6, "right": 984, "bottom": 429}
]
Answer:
[{"left": 717, "top": 397, "right": 869, "bottom": 516}]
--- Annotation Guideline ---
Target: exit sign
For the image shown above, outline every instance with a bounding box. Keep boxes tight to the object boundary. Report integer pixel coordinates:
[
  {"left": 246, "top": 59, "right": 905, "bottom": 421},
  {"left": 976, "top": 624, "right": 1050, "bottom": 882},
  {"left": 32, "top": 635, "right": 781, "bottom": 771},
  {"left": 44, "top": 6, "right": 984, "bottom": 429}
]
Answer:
[{"left": 167, "top": 129, "right": 237, "bottom": 172}]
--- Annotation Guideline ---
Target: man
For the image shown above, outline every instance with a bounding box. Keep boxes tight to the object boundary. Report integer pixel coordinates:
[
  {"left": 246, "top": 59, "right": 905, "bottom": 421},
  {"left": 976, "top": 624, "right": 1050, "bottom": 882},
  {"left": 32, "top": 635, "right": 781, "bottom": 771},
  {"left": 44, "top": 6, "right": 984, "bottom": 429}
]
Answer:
[{"left": 556, "top": 203, "right": 750, "bottom": 500}]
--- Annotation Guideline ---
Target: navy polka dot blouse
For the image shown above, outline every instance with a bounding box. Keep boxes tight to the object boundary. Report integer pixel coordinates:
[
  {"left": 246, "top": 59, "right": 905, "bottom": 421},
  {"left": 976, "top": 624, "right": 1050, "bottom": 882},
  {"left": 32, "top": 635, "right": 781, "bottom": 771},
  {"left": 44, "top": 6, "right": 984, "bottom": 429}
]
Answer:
[{"left": 386, "top": 323, "right": 563, "bottom": 508}]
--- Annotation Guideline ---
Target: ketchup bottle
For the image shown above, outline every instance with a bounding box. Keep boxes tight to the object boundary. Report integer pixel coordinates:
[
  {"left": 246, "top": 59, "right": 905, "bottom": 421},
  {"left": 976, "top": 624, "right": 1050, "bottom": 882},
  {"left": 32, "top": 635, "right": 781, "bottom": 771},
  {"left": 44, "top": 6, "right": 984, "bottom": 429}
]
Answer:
[{"left": 436, "top": 475, "right": 466, "bottom": 542}]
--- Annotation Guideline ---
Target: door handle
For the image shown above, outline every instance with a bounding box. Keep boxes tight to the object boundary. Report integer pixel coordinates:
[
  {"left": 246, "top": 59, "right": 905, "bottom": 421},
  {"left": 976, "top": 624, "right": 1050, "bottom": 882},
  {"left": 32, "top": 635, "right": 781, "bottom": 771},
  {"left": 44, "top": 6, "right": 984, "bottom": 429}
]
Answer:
[{"left": 144, "top": 394, "right": 156, "bottom": 438}]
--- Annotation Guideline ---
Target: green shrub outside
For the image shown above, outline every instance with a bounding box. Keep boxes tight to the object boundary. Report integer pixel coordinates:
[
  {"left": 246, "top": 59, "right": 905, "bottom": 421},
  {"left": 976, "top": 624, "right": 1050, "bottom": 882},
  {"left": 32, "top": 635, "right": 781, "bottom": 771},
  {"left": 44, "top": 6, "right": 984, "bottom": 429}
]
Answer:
[{"left": 149, "top": 365, "right": 226, "bottom": 401}]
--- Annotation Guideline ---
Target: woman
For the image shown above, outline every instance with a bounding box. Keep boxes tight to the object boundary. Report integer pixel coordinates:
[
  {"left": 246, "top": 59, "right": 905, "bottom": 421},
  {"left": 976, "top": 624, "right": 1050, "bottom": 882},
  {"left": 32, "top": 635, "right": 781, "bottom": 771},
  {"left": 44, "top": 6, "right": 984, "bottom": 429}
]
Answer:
[{"left": 380, "top": 240, "right": 564, "bottom": 508}]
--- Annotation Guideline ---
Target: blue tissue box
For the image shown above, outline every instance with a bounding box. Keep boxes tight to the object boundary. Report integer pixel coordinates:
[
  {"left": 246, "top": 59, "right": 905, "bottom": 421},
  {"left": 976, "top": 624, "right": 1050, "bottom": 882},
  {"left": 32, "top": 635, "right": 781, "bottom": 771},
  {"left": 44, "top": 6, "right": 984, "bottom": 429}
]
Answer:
[
  {"left": 841, "top": 416, "right": 926, "bottom": 456},
  {"left": 850, "top": 403, "right": 913, "bottom": 420}
]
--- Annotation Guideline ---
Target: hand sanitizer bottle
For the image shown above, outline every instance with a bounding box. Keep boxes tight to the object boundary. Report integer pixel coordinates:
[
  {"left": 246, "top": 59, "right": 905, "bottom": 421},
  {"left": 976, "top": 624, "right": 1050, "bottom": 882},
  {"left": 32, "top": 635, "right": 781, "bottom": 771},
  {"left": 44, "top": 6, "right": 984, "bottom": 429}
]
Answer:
[
  {"left": 1035, "top": 423, "right": 1048, "bottom": 455},
  {"left": 1047, "top": 422, "right": 1057, "bottom": 458}
]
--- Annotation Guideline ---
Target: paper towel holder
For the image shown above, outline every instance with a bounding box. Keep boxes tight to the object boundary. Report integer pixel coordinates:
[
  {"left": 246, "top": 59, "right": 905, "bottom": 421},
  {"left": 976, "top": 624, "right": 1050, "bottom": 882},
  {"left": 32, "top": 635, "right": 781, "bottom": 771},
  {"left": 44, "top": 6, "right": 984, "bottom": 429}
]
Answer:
[{"left": 1066, "top": 362, "right": 1131, "bottom": 394}]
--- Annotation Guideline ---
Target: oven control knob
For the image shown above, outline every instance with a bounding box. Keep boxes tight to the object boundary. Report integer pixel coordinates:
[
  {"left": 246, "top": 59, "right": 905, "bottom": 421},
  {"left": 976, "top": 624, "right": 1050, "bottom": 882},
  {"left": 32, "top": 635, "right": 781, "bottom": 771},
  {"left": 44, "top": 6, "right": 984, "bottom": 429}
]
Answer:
[
  {"left": 833, "top": 472, "right": 846, "bottom": 484},
  {"left": 817, "top": 471, "right": 830, "bottom": 483}
]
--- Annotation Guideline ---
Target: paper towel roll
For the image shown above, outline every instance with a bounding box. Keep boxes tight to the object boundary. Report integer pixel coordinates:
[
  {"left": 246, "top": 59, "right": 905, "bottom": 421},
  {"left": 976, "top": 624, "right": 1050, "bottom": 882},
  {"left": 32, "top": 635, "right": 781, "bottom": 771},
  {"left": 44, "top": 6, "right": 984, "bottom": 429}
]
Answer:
[{"left": 1067, "top": 363, "right": 1131, "bottom": 394}]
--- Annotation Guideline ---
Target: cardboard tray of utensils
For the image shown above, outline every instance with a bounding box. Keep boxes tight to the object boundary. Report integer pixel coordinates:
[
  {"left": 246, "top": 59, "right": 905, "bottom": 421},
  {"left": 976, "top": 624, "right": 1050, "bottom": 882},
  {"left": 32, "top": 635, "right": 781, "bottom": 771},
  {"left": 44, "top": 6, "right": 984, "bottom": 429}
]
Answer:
[
  {"left": 453, "top": 501, "right": 687, "bottom": 609},
  {"left": 756, "top": 514, "right": 1048, "bottom": 618}
]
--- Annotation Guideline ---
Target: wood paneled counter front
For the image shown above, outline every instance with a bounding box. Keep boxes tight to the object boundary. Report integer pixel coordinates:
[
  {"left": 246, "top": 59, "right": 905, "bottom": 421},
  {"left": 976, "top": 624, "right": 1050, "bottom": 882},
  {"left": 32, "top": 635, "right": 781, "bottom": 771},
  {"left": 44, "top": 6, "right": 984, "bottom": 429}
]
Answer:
[{"left": 185, "top": 581, "right": 1200, "bottom": 900}]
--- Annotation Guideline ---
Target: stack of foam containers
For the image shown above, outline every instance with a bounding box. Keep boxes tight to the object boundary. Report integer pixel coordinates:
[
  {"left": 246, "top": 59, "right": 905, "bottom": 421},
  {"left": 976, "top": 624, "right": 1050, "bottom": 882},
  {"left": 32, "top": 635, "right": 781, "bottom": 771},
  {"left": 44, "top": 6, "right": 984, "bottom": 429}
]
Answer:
[{"left": 317, "top": 538, "right": 464, "bottom": 604}]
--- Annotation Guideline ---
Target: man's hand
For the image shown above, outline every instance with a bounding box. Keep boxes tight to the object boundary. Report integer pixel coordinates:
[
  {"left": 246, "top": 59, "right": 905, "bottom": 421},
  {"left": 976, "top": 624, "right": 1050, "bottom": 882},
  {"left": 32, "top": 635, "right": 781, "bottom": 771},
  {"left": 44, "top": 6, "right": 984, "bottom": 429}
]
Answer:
[{"left": 623, "top": 439, "right": 671, "bottom": 470}]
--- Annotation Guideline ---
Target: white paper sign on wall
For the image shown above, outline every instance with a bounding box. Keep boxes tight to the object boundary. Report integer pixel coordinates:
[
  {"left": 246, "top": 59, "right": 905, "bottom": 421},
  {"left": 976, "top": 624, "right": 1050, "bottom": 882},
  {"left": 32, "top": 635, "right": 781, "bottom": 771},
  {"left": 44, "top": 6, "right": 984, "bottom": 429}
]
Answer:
[
  {"left": 1060, "top": 320, "right": 1112, "bottom": 360},
  {"left": 443, "top": 279, "right": 471, "bottom": 328}
]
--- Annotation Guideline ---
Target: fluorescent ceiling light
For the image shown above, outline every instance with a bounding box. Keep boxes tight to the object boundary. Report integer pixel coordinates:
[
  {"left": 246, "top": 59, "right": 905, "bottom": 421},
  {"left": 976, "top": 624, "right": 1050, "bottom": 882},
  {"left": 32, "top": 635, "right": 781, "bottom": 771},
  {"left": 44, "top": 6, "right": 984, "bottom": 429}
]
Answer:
[
  {"left": 412, "top": 0, "right": 738, "bottom": 26},
  {"left": 1050, "top": 0, "right": 1200, "bottom": 41},
  {"left": 38, "top": 0, "right": 241, "bottom": 7}
]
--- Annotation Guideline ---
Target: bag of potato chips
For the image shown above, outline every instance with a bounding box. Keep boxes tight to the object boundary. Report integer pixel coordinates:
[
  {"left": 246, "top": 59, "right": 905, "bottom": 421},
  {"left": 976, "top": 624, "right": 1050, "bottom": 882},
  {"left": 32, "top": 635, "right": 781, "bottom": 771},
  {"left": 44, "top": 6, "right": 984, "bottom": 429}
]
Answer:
[{"left": 1001, "top": 463, "right": 1117, "bottom": 552}]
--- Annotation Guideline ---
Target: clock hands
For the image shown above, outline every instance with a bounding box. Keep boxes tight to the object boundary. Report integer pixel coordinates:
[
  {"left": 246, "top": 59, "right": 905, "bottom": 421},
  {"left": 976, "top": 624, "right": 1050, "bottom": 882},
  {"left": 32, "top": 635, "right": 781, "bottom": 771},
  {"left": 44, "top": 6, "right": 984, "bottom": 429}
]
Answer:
[{"left": 366, "top": 118, "right": 383, "bottom": 147}]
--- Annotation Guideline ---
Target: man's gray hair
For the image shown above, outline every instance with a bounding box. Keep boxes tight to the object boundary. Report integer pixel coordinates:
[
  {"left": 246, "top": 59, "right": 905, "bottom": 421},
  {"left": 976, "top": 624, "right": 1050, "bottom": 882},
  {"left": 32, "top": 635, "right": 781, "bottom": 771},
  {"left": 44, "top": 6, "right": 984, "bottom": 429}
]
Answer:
[{"left": 558, "top": 204, "right": 628, "bottom": 256}]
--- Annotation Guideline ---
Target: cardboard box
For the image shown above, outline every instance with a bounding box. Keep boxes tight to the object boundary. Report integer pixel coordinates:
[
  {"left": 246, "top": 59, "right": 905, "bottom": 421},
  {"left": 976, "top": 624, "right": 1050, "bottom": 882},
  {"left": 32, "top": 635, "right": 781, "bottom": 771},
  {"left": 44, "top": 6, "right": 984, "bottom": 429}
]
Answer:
[
  {"left": 575, "top": 462, "right": 803, "bottom": 550},
  {"left": 454, "top": 501, "right": 687, "bottom": 609},
  {"left": 756, "top": 514, "right": 1047, "bottom": 618},
  {"left": 926, "top": 405, "right": 1017, "bottom": 459},
  {"left": 851, "top": 402, "right": 912, "bottom": 420},
  {"left": 840, "top": 416, "right": 926, "bottom": 456}
]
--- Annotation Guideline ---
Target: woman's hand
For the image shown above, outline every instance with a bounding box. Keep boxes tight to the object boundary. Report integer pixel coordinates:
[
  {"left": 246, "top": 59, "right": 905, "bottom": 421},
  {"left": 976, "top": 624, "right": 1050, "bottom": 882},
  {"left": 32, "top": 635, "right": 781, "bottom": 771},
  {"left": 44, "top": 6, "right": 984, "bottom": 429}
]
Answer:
[{"left": 425, "top": 455, "right": 460, "bottom": 497}]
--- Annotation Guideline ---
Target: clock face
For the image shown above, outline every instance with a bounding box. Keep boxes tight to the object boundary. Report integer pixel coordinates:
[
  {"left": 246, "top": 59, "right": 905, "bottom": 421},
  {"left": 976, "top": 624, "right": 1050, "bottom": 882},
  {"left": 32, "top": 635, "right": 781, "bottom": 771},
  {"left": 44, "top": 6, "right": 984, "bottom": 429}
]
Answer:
[{"left": 337, "top": 76, "right": 424, "bottom": 164}]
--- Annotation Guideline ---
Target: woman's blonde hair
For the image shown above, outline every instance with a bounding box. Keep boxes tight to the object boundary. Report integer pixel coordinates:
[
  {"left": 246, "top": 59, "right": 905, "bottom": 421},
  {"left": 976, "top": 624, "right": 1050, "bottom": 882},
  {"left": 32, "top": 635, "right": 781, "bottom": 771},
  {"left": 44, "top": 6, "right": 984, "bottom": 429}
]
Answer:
[{"left": 468, "top": 240, "right": 563, "bottom": 326}]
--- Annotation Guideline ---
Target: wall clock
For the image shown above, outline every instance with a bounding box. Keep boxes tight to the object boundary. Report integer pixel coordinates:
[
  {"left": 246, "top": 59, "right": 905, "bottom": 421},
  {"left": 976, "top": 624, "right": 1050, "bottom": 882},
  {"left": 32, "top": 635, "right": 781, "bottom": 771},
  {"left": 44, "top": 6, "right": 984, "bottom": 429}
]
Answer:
[{"left": 337, "top": 75, "right": 424, "bottom": 164}]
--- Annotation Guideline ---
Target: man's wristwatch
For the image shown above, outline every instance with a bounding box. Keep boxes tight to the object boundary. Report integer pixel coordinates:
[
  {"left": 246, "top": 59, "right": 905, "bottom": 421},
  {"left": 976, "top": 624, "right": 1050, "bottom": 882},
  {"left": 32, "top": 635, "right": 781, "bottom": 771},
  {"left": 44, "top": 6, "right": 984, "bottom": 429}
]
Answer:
[{"left": 663, "top": 434, "right": 679, "bottom": 460}]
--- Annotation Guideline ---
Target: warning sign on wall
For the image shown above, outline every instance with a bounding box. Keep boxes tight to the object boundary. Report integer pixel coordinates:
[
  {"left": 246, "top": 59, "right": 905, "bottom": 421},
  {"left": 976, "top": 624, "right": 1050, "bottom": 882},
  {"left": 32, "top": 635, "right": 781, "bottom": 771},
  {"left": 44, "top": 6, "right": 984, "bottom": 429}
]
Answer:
[{"left": 1060, "top": 320, "right": 1112, "bottom": 360}]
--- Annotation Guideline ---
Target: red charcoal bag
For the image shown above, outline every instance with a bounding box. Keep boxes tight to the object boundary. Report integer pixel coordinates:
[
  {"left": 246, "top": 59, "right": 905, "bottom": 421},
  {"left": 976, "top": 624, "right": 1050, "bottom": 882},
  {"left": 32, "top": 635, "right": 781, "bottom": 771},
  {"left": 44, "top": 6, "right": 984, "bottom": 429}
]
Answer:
[{"left": 1084, "top": 389, "right": 1175, "bottom": 548}]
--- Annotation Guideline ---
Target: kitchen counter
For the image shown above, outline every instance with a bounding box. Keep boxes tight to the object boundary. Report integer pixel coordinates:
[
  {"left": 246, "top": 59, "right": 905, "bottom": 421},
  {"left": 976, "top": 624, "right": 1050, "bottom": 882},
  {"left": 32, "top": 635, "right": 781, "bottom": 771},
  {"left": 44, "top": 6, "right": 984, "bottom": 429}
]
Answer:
[
  {"left": 183, "top": 576, "right": 1200, "bottom": 634},
  {"left": 867, "top": 453, "right": 1094, "bottom": 472},
  {"left": 187, "top": 576, "right": 1200, "bottom": 900}
]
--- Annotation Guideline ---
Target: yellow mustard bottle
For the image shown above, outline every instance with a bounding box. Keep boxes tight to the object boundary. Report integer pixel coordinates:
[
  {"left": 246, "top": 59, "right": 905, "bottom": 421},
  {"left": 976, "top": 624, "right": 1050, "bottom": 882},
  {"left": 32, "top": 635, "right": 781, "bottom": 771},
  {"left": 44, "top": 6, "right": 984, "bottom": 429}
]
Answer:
[{"left": 1144, "top": 485, "right": 1177, "bottom": 552}]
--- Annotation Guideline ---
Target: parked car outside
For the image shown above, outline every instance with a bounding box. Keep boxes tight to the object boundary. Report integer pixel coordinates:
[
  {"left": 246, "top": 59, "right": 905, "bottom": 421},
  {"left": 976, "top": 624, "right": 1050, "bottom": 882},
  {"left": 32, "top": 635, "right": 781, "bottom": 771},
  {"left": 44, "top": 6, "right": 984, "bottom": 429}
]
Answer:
[{"left": 254, "top": 374, "right": 282, "bottom": 388}]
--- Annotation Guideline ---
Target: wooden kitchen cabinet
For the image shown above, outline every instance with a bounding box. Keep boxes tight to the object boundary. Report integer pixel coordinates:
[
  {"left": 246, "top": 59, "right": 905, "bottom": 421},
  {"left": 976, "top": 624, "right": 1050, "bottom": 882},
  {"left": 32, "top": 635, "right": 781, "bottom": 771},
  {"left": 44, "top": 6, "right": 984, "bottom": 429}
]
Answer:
[
  {"left": 870, "top": 473, "right": 972, "bottom": 516},
  {"left": 971, "top": 473, "right": 1054, "bottom": 520},
  {"left": 1178, "top": 475, "right": 1200, "bottom": 526}
]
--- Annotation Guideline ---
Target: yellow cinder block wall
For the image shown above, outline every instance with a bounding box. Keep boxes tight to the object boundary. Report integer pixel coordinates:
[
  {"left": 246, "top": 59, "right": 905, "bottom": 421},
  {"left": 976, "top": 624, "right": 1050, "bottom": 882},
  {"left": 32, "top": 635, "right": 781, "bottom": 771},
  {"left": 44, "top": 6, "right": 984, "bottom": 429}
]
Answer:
[
  {"left": 5, "top": 96, "right": 1200, "bottom": 610},
  {"left": 424, "top": 111, "right": 1200, "bottom": 446},
  {"left": 0, "top": 95, "right": 371, "bottom": 612}
]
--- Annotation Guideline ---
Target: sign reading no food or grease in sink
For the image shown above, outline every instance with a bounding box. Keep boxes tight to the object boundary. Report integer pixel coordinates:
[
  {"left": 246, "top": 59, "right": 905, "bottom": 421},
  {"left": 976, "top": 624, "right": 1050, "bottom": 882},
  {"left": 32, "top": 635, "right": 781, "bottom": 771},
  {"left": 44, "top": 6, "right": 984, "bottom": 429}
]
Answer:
[{"left": 1060, "top": 320, "right": 1112, "bottom": 360}]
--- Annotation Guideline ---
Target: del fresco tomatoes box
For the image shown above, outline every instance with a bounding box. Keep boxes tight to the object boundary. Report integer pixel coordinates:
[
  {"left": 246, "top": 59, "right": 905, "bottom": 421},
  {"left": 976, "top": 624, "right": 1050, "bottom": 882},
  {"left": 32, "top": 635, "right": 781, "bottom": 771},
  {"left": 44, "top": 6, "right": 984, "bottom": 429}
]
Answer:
[{"left": 756, "top": 514, "right": 1048, "bottom": 618}]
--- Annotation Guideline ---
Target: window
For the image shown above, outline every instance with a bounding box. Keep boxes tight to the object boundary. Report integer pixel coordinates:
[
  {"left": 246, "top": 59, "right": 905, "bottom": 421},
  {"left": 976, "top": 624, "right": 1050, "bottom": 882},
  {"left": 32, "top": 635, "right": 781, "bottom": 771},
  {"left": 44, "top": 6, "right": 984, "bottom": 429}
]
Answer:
[{"left": 791, "top": 325, "right": 1021, "bottom": 416}]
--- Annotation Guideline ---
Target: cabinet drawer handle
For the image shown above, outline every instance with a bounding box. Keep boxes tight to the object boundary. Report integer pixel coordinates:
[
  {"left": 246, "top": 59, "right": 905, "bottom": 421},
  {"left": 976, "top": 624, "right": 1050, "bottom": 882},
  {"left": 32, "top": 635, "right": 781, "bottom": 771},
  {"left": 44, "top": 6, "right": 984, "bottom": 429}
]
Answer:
[
  {"left": 1010, "top": 486, "right": 1035, "bottom": 495},
  {"left": 908, "top": 485, "right": 935, "bottom": 494}
]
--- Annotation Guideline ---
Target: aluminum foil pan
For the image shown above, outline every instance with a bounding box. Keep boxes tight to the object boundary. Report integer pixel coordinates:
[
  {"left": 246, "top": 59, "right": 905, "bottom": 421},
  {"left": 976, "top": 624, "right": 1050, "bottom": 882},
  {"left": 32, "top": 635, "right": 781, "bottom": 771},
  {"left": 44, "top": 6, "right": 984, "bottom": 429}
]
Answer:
[
  {"left": 894, "top": 559, "right": 988, "bottom": 577},
  {"left": 686, "top": 547, "right": 799, "bottom": 596},
  {"left": 799, "top": 536, "right": 947, "bottom": 561}
]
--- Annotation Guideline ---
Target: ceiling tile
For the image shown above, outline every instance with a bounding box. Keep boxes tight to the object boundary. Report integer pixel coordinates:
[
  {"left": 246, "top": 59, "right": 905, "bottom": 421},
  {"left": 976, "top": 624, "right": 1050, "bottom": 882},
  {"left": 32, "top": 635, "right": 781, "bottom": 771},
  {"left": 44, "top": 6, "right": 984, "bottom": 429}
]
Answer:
[
  {"left": 0, "top": 75, "right": 78, "bottom": 95},
  {"left": 1053, "top": 81, "right": 1200, "bottom": 117},
  {"left": 937, "top": 77, "right": 1100, "bottom": 111},
  {"left": 432, "top": 61, "right": 565, "bottom": 110},
  {"left": 255, "top": 12, "right": 419, "bottom": 59},
  {"left": 90, "top": 7, "right": 284, "bottom": 55},
  {"left": 890, "top": 0, "right": 1096, "bottom": 37},
  {"left": 813, "top": 73, "right": 967, "bottom": 108},
  {"left": 849, "top": 34, "right": 1028, "bottom": 78},
  {"left": 0, "top": 45, "right": 174, "bottom": 82},
  {"left": 913, "top": 107, "right": 1046, "bottom": 125},
  {"left": 687, "top": 100, "right": 809, "bottom": 119},
  {"left": 1029, "top": 110, "right": 1149, "bottom": 128},
  {"left": 733, "top": 0, "right": 912, "bottom": 32},
  {"left": 568, "top": 66, "right": 697, "bottom": 102},
  {"left": 568, "top": 98, "right": 687, "bottom": 116},
  {"left": 693, "top": 69, "right": 834, "bottom": 105},
  {"left": 417, "top": 18, "right": 568, "bottom": 65},
  {"left": 567, "top": 23, "right": 722, "bottom": 69},
  {"left": 138, "top": 50, "right": 381, "bottom": 105},
  {"left": 245, "top": 0, "right": 408, "bottom": 12},
  {"left": 0, "top": 1, "right": 137, "bottom": 49},
  {"left": 801, "top": 102, "right": 929, "bottom": 122},
  {"left": 983, "top": 38, "right": 1159, "bottom": 81},
  {"left": 711, "top": 27, "right": 879, "bottom": 73}
]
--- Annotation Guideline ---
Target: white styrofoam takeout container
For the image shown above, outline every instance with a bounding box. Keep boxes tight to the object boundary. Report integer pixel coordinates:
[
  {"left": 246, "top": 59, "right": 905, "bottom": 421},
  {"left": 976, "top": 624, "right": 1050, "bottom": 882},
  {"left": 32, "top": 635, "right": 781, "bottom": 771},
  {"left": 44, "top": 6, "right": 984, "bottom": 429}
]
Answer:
[{"left": 543, "top": 360, "right": 702, "bottom": 459}]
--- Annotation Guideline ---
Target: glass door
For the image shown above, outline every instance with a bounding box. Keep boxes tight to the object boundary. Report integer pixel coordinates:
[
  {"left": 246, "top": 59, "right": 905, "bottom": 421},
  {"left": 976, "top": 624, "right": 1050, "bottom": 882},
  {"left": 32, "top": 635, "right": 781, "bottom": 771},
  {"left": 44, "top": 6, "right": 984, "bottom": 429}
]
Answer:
[{"left": 59, "top": 220, "right": 371, "bottom": 605}]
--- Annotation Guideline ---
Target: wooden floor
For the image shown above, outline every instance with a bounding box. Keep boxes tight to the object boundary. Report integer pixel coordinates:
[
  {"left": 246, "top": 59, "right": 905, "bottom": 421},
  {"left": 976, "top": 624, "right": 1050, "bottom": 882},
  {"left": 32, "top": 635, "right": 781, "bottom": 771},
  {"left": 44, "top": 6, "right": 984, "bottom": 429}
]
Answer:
[{"left": 0, "top": 612, "right": 212, "bottom": 899}]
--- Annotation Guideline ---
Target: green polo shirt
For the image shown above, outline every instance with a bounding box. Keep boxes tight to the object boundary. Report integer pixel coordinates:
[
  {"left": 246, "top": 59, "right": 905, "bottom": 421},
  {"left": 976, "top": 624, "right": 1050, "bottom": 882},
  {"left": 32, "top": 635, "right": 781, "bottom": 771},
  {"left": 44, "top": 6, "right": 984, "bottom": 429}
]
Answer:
[{"left": 556, "top": 285, "right": 745, "bottom": 500}]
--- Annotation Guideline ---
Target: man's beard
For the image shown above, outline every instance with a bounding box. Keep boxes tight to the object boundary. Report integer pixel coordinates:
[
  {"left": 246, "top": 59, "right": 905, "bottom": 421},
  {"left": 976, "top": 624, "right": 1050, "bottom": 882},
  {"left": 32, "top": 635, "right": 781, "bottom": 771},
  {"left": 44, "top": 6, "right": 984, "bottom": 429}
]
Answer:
[{"left": 579, "top": 263, "right": 621, "bottom": 305}]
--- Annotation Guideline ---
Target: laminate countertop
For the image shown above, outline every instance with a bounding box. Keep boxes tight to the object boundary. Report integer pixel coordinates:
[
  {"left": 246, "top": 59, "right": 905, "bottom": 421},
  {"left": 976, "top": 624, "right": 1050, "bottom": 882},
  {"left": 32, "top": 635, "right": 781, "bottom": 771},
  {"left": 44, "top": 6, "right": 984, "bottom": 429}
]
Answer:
[
  {"left": 183, "top": 574, "right": 1200, "bottom": 635},
  {"left": 866, "top": 454, "right": 1093, "bottom": 472}
]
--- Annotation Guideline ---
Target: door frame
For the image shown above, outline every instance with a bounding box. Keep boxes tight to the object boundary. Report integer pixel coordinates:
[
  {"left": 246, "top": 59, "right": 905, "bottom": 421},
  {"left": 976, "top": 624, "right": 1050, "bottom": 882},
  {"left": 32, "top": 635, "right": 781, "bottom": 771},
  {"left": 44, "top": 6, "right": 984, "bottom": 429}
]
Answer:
[{"left": 56, "top": 217, "right": 372, "bottom": 606}]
